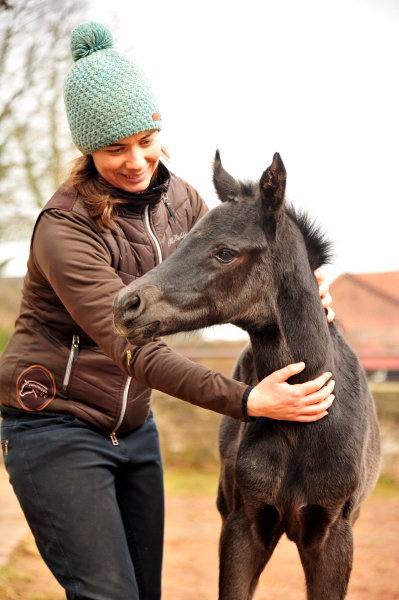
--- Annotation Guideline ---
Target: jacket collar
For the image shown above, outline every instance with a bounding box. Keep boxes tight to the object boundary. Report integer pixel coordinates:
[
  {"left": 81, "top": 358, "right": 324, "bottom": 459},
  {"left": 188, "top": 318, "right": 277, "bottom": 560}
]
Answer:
[{"left": 97, "top": 162, "right": 171, "bottom": 213}]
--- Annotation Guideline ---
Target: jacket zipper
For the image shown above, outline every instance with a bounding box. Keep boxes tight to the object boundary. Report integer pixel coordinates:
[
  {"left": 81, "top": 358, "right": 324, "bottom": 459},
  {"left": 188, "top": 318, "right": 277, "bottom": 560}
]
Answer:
[
  {"left": 111, "top": 203, "right": 161, "bottom": 446},
  {"left": 161, "top": 192, "right": 176, "bottom": 222},
  {"left": 63, "top": 335, "right": 79, "bottom": 389},
  {"left": 110, "top": 207, "right": 158, "bottom": 446},
  {"left": 110, "top": 376, "right": 131, "bottom": 446},
  {"left": 1, "top": 440, "right": 9, "bottom": 456},
  {"left": 144, "top": 205, "right": 163, "bottom": 265}
]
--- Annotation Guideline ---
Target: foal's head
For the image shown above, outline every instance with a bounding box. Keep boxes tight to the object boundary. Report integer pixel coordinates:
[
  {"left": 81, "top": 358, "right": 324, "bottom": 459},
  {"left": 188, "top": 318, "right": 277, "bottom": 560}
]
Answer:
[{"left": 113, "top": 152, "right": 332, "bottom": 344}]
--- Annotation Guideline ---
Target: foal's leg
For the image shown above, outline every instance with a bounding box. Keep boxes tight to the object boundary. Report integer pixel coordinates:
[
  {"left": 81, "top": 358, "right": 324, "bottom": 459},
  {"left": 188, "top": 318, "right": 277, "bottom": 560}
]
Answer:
[
  {"left": 297, "top": 515, "right": 354, "bottom": 600},
  {"left": 218, "top": 508, "right": 283, "bottom": 600}
]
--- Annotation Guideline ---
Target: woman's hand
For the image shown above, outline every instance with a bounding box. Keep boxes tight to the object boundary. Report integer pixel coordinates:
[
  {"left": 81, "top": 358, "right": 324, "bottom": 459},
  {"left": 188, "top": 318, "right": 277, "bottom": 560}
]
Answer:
[
  {"left": 314, "top": 269, "right": 335, "bottom": 322},
  {"left": 247, "top": 362, "right": 335, "bottom": 422}
]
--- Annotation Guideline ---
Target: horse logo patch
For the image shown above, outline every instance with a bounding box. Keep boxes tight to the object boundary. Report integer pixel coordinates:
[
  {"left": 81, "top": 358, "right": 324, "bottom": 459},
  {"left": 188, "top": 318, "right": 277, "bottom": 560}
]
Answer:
[{"left": 16, "top": 365, "right": 56, "bottom": 411}]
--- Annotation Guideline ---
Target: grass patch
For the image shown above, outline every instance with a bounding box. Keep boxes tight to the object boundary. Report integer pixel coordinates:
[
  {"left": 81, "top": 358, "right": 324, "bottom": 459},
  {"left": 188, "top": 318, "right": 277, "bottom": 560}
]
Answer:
[
  {"left": 371, "top": 475, "right": 399, "bottom": 499},
  {"left": 164, "top": 467, "right": 219, "bottom": 496},
  {"left": 163, "top": 469, "right": 399, "bottom": 500},
  {"left": 0, "top": 328, "right": 12, "bottom": 354},
  {"left": 0, "top": 566, "right": 32, "bottom": 581},
  {"left": 0, "top": 537, "right": 64, "bottom": 600}
]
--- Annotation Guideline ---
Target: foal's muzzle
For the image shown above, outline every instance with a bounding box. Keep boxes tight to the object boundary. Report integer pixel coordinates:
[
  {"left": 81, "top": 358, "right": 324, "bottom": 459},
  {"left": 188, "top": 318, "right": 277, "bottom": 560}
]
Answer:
[{"left": 113, "top": 281, "right": 163, "bottom": 343}]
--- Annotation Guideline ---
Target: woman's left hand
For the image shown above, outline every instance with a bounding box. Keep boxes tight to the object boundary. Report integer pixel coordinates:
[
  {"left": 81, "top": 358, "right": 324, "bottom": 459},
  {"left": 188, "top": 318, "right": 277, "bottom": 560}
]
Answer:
[
  {"left": 247, "top": 362, "right": 335, "bottom": 421},
  {"left": 314, "top": 269, "right": 335, "bottom": 322}
]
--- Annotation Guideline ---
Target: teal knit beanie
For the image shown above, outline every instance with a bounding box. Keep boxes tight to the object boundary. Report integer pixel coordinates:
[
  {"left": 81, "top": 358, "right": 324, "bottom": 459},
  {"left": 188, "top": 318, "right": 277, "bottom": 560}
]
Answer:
[{"left": 64, "top": 22, "right": 162, "bottom": 155}]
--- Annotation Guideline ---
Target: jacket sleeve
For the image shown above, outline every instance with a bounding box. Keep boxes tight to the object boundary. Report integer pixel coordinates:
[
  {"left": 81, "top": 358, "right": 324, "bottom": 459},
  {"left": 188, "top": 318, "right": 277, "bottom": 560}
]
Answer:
[{"left": 32, "top": 209, "right": 248, "bottom": 421}]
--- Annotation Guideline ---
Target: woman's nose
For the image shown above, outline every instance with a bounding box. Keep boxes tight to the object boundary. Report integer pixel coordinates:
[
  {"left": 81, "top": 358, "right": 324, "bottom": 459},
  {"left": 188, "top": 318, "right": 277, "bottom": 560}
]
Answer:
[{"left": 125, "top": 149, "right": 146, "bottom": 170}]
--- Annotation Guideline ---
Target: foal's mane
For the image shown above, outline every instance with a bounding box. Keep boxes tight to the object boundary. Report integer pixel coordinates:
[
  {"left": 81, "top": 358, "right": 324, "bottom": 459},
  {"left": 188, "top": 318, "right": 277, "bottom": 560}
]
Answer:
[
  {"left": 236, "top": 180, "right": 333, "bottom": 271},
  {"left": 286, "top": 204, "right": 334, "bottom": 271}
]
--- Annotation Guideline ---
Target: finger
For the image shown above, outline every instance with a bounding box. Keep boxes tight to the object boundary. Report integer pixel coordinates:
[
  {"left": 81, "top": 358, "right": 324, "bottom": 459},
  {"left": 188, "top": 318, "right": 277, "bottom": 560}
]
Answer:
[
  {"left": 294, "top": 394, "right": 335, "bottom": 421},
  {"left": 299, "top": 380, "right": 335, "bottom": 405},
  {"left": 295, "top": 410, "right": 329, "bottom": 423},
  {"left": 318, "top": 282, "right": 329, "bottom": 298},
  {"left": 305, "top": 393, "right": 335, "bottom": 413},
  {"left": 314, "top": 269, "right": 323, "bottom": 282},
  {"left": 269, "top": 362, "right": 306, "bottom": 383},
  {"left": 321, "top": 292, "right": 332, "bottom": 308},
  {"left": 291, "top": 371, "right": 333, "bottom": 396},
  {"left": 326, "top": 307, "right": 335, "bottom": 322}
]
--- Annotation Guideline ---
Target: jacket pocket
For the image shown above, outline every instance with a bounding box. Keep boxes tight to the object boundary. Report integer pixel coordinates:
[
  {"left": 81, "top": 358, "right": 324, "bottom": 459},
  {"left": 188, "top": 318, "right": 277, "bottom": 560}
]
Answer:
[
  {"left": 8, "top": 329, "right": 70, "bottom": 412},
  {"left": 67, "top": 345, "right": 151, "bottom": 434}
]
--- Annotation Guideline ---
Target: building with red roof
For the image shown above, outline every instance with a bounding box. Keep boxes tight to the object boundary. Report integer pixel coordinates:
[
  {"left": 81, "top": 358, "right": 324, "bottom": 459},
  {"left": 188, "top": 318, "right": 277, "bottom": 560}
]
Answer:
[{"left": 329, "top": 271, "right": 399, "bottom": 380}]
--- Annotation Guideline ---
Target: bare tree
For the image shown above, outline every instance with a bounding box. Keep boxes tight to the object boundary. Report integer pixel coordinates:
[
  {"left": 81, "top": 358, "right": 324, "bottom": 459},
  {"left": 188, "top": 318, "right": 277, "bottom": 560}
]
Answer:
[{"left": 0, "top": 0, "right": 87, "bottom": 242}]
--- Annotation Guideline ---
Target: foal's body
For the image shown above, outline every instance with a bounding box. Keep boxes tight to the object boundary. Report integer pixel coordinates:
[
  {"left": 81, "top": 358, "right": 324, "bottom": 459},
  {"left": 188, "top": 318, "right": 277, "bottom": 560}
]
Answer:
[
  {"left": 218, "top": 337, "right": 377, "bottom": 599},
  {"left": 114, "top": 152, "right": 381, "bottom": 600}
]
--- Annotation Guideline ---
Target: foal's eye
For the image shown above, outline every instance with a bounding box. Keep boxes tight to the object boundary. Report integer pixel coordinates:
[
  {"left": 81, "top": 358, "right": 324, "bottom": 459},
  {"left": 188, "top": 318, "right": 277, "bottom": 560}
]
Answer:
[{"left": 215, "top": 250, "right": 235, "bottom": 263}]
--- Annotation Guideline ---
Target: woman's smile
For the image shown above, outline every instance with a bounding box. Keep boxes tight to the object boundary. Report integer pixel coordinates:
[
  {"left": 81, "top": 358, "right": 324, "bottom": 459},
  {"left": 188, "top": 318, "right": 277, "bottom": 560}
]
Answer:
[{"left": 119, "top": 170, "right": 148, "bottom": 182}]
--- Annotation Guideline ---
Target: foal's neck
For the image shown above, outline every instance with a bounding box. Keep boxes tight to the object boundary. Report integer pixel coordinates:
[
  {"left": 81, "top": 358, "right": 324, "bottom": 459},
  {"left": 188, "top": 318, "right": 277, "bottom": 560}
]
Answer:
[{"left": 249, "top": 268, "right": 332, "bottom": 384}]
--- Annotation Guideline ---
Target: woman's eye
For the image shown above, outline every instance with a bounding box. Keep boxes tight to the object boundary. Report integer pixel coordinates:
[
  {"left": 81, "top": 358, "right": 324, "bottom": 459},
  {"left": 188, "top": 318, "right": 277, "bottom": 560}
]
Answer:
[{"left": 216, "top": 250, "right": 235, "bottom": 263}]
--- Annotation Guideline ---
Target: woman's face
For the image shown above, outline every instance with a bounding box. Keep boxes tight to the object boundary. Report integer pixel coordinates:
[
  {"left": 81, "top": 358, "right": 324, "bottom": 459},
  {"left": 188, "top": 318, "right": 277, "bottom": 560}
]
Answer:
[{"left": 92, "top": 130, "right": 162, "bottom": 193}]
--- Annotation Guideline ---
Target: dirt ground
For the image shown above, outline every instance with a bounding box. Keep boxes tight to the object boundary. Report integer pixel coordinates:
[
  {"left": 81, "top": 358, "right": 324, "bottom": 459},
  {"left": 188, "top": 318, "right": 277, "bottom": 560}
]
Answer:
[
  {"left": 163, "top": 493, "right": 399, "bottom": 600},
  {"left": 1, "top": 488, "right": 399, "bottom": 600}
]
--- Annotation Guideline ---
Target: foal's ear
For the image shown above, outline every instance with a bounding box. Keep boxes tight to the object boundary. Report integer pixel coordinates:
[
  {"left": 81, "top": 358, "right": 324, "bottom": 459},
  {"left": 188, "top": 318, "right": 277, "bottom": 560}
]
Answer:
[
  {"left": 259, "top": 152, "right": 287, "bottom": 216},
  {"left": 258, "top": 153, "right": 287, "bottom": 239},
  {"left": 213, "top": 150, "right": 241, "bottom": 202}
]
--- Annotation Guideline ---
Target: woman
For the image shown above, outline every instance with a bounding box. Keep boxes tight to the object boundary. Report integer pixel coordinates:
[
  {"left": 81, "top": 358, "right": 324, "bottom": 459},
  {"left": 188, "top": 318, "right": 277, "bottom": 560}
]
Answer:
[{"left": 0, "top": 22, "right": 335, "bottom": 600}]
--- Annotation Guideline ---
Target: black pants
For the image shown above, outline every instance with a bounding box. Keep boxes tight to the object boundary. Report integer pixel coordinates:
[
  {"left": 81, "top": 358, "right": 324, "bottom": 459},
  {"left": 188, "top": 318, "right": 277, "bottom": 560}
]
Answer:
[{"left": 1, "top": 411, "right": 164, "bottom": 600}]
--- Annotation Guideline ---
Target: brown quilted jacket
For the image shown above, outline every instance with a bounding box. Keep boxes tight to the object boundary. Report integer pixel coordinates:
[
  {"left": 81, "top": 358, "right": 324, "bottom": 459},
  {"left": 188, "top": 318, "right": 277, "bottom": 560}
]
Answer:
[{"left": 0, "top": 165, "right": 249, "bottom": 440}]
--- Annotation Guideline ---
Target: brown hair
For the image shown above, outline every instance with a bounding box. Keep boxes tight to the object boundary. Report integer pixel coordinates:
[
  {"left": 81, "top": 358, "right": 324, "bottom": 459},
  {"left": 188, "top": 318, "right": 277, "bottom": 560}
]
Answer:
[{"left": 69, "top": 146, "right": 170, "bottom": 229}]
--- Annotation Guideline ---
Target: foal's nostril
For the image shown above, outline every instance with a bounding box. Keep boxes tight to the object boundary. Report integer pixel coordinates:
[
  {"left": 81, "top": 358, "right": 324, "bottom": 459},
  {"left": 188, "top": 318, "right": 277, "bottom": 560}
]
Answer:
[
  {"left": 114, "top": 290, "right": 143, "bottom": 324},
  {"left": 125, "top": 294, "right": 141, "bottom": 316}
]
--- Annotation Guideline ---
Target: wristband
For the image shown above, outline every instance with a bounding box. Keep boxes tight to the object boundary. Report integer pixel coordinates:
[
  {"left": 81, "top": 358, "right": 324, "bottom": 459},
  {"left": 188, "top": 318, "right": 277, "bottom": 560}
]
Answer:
[{"left": 241, "top": 385, "right": 256, "bottom": 422}]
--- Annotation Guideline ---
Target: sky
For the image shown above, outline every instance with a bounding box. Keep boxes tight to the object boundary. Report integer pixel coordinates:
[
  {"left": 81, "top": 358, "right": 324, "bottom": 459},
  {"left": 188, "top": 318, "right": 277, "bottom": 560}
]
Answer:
[{"left": 1, "top": 0, "right": 398, "bottom": 337}]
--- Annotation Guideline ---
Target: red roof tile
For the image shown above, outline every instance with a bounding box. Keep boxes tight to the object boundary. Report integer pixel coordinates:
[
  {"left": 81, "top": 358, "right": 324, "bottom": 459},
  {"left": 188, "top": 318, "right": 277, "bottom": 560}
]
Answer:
[
  {"left": 329, "top": 271, "right": 399, "bottom": 367},
  {"left": 348, "top": 271, "right": 399, "bottom": 304}
]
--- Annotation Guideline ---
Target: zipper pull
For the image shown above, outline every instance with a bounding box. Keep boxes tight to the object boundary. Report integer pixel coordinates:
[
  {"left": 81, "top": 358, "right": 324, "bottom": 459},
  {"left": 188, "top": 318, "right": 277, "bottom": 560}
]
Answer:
[
  {"left": 162, "top": 192, "right": 176, "bottom": 223},
  {"left": 73, "top": 335, "right": 79, "bottom": 362},
  {"left": 1, "top": 440, "right": 9, "bottom": 456},
  {"left": 110, "top": 433, "right": 119, "bottom": 446},
  {"left": 63, "top": 335, "right": 80, "bottom": 389}
]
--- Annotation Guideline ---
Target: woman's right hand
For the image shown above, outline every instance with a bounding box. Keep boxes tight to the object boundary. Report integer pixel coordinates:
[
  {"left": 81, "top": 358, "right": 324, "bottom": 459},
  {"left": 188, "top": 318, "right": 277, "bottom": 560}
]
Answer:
[
  {"left": 315, "top": 269, "right": 335, "bottom": 322},
  {"left": 247, "top": 362, "right": 335, "bottom": 422}
]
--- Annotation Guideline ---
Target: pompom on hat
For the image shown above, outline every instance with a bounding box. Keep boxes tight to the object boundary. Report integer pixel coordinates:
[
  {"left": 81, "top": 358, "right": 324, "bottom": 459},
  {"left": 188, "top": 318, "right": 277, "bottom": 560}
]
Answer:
[{"left": 64, "top": 21, "right": 162, "bottom": 155}]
